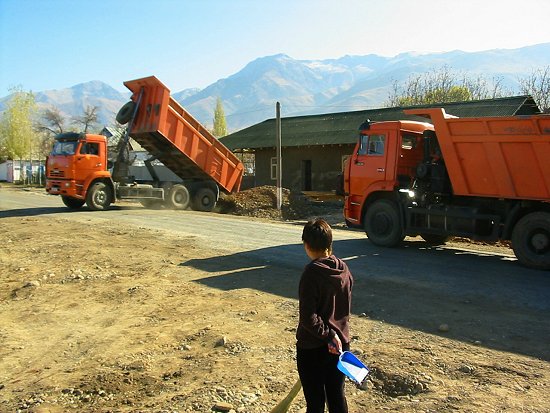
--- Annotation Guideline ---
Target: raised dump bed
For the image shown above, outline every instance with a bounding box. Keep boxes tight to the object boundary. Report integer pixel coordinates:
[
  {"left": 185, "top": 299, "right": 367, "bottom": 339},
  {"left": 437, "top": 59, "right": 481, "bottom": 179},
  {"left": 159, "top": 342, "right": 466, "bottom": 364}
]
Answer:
[
  {"left": 405, "top": 108, "right": 550, "bottom": 201},
  {"left": 123, "top": 76, "right": 243, "bottom": 194}
]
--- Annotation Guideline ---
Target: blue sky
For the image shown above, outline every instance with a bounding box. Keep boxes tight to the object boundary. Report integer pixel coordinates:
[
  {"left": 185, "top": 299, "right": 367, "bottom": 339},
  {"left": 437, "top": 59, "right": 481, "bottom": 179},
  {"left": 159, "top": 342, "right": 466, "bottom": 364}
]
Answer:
[{"left": 2, "top": 0, "right": 550, "bottom": 94}]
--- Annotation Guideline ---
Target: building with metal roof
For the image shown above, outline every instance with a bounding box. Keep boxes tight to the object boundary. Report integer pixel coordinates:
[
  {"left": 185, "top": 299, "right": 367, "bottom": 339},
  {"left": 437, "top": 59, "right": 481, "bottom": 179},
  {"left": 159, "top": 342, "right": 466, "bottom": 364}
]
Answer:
[{"left": 221, "top": 95, "right": 540, "bottom": 192}]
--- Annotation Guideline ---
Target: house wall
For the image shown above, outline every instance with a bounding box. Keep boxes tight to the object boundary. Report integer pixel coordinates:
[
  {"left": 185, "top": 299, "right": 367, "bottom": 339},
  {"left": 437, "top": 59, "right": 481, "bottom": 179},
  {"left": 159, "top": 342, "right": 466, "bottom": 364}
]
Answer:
[
  {"left": 0, "top": 160, "right": 44, "bottom": 183},
  {"left": 254, "top": 144, "right": 355, "bottom": 192},
  {"left": 0, "top": 161, "right": 8, "bottom": 181}
]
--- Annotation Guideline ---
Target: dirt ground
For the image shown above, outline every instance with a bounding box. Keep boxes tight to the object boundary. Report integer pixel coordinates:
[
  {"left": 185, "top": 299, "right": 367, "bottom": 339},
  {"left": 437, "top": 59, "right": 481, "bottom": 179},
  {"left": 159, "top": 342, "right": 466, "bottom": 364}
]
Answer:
[{"left": 1, "top": 186, "right": 549, "bottom": 413}]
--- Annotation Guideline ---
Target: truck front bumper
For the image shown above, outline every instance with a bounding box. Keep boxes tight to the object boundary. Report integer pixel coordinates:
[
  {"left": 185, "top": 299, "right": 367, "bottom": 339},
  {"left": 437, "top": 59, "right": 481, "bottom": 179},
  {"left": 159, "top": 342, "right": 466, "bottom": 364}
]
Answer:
[{"left": 46, "top": 179, "right": 83, "bottom": 199}]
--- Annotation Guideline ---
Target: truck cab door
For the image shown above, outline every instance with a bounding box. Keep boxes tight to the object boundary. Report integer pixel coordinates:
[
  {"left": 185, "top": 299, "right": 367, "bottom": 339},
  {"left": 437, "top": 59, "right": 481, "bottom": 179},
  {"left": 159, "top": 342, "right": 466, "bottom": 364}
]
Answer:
[
  {"left": 351, "top": 133, "right": 388, "bottom": 192},
  {"left": 344, "top": 132, "right": 390, "bottom": 224},
  {"left": 75, "top": 141, "right": 103, "bottom": 181}
]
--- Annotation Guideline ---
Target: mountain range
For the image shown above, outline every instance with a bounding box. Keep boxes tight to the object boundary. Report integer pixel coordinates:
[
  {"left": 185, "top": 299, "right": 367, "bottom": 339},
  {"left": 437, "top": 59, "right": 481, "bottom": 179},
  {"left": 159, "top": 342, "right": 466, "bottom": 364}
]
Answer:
[{"left": 2, "top": 43, "right": 549, "bottom": 133}]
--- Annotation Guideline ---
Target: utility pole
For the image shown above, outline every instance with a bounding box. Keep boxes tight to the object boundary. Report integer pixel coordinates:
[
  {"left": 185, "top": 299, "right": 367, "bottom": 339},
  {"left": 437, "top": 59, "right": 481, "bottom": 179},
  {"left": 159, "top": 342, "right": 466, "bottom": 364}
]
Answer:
[
  {"left": 28, "top": 132, "right": 32, "bottom": 186},
  {"left": 276, "top": 102, "right": 282, "bottom": 210}
]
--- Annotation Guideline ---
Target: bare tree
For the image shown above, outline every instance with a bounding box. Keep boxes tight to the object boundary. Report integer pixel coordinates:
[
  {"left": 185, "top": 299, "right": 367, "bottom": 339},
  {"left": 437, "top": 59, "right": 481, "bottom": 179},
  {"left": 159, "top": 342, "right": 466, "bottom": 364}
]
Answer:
[
  {"left": 519, "top": 66, "right": 550, "bottom": 113},
  {"left": 33, "top": 107, "right": 69, "bottom": 165},
  {"left": 72, "top": 105, "right": 99, "bottom": 133},
  {"left": 36, "top": 107, "right": 66, "bottom": 135},
  {"left": 463, "top": 74, "right": 508, "bottom": 100},
  {"left": 36, "top": 132, "right": 56, "bottom": 160},
  {"left": 386, "top": 65, "right": 508, "bottom": 107}
]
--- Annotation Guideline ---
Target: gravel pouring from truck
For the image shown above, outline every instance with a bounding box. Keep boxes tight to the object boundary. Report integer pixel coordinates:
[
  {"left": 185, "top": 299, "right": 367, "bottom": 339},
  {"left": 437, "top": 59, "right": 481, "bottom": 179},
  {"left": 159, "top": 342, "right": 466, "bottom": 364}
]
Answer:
[
  {"left": 344, "top": 108, "right": 550, "bottom": 270},
  {"left": 46, "top": 76, "right": 244, "bottom": 212}
]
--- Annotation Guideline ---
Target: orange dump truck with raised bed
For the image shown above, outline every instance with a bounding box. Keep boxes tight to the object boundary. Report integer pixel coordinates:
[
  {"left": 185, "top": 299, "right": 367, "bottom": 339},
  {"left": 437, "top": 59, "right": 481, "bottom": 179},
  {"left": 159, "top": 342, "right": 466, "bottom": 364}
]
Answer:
[
  {"left": 344, "top": 107, "right": 550, "bottom": 269},
  {"left": 46, "top": 76, "right": 243, "bottom": 212}
]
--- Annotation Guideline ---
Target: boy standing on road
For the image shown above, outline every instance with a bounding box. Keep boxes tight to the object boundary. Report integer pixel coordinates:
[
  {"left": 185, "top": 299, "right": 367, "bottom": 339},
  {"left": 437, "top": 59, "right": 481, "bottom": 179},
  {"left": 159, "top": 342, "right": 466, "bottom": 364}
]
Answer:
[{"left": 296, "top": 219, "right": 354, "bottom": 413}]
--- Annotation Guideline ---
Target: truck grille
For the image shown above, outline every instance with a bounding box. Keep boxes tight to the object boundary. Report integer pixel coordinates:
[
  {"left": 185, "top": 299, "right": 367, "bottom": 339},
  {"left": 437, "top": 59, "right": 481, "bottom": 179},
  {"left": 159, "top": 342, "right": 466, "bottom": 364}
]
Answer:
[{"left": 49, "top": 170, "right": 65, "bottom": 177}]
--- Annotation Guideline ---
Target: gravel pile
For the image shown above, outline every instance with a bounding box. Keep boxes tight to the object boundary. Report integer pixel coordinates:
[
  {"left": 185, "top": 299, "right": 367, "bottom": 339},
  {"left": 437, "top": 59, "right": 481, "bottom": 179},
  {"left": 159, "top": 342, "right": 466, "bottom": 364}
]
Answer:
[{"left": 217, "top": 185, "right": 343, "bottom": 224}]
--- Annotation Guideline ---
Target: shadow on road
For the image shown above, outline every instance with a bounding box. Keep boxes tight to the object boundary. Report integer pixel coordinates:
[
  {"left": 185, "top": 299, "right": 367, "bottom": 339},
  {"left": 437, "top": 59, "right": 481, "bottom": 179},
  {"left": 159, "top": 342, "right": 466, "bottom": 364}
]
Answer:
[
  {"left": 181, "top": 239, "right": 550, "bottom": 361},
  {"left": 0, "top": 205, "right": 133, "bottom": 218},
  {"left": 0, "top": 206, "right": 78, "bottom": 217}
]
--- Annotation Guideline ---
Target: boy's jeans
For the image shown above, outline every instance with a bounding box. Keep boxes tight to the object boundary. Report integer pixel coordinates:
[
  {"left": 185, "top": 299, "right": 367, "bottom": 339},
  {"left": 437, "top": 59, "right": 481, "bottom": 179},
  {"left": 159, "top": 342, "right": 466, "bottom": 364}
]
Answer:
[{"left": 296, "top": 344, "right": 349, "bottom": 413}]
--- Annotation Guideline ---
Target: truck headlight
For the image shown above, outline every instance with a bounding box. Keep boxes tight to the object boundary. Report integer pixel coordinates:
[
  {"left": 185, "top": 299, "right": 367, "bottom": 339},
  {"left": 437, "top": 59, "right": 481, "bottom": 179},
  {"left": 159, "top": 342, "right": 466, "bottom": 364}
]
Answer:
[{"left": 399, "top": 189, "right": 415, "bottom": 198}]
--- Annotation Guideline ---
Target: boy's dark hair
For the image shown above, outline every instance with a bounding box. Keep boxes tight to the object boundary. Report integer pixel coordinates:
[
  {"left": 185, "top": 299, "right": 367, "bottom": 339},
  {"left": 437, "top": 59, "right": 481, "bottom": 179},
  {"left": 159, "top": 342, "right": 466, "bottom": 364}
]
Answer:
[{"left": 302, "top": 218, "right": 333, "bottom": 252}]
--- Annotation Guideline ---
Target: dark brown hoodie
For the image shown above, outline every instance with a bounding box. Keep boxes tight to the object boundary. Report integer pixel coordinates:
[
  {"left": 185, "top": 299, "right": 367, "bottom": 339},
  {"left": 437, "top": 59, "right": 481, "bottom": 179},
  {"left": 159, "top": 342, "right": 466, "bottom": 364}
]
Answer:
[{"left": 296, "top": 255, "right": 353, "bottom": 349}]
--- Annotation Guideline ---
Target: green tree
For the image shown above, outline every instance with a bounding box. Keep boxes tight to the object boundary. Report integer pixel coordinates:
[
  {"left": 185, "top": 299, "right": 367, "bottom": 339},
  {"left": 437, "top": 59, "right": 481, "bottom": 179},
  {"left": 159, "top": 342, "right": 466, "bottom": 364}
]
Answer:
[
  {"left": 0, "top": 86, "right": 36, "bottom": 161},
  {"left": 212, "top": 97, "right": 227, "bottom": 137}
]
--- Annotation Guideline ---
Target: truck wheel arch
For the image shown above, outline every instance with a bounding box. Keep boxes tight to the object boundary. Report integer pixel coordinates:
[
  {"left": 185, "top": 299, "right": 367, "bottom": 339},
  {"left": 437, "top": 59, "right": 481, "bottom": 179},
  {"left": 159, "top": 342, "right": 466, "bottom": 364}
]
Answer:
[
  {"left": 192, "top": 187, "right": 218, "bottom": 212},
  {"left": 361, "top": 191, "right": 403, "bottom": 227},
  {"left": 168, "top": 184, "right": 190, "bottom": 210},
  {"left": 363, "top": 198, "right": 405, "bottom": 247},
  {"left": 86, "top": 180, "right": 113, "bottom": 210}
]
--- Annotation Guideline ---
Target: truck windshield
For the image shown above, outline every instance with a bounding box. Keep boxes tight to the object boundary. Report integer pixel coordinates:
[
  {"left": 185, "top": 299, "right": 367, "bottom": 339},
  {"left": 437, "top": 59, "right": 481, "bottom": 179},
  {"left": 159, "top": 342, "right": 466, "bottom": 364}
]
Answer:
[{"left": 52, "top": 140, "right": 78, "bottom": 155}]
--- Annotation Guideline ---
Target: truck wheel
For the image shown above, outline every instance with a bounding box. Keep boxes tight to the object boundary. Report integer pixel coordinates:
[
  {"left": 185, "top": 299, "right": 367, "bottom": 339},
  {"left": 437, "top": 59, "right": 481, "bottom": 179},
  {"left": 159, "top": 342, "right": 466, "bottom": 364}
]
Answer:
[
  {"left": 62, "top": 196, "right": 85, "bottom": 209},
  {"left": 364, "top": 199, "right": 404, "bottom": 247},
  {"left": 116, "top": 101, "right": 136, "bottom": 125},
  {"left": 192, "top": 187, "right": 217, "bottom": 212},
  {"left": 511, "top": 212, "right": 550, "bottom": 270},
  {"left": 168, "top": 184, "right": 190, "bottom": 210},
  {"left": 86, "top": 182, "right": 112, "bottom": 210},
  {"left": 420, "top": 233, "right": 449, "bottom": 245}
]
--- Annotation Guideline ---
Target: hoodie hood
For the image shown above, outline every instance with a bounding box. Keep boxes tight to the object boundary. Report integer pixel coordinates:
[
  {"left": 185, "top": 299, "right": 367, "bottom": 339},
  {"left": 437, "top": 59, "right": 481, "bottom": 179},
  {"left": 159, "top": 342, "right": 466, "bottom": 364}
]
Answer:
[{"left": 309, "top": 255, "right": 347, "bottom": 288}]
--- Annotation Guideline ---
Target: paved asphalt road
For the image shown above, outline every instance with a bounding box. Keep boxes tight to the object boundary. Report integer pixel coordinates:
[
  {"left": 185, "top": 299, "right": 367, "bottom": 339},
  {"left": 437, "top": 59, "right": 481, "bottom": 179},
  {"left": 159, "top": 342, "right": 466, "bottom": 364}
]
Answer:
[{"left": 1, "top": 188, "right": 549, "bottom": 361}]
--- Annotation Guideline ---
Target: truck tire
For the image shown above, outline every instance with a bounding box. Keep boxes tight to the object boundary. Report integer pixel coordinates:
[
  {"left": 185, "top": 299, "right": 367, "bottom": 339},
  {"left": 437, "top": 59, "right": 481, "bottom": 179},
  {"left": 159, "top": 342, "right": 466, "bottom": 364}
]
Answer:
[
  {"left": 511, "top": 212, "right": 550, "bottom": 270},
  {"left": 192, "top": 187, "right": 217, "bottom": 212},
  {"left": 62, "top": 196, "right": 85, "bottom": 209},
  {"left": 168, "top": 184, "right": 190, "bottom": 210},
  {"left": 364, "top": 199, "right": 404, "bottom": 247},
  {"left": 420, "top": 233, "right": 449, "bottom": 245},
  {"left": 86, "top": 182, "right": 112, "bottom": 210},
  {"left": 116, "top": 101, "right": 136, "bottom": 125}
]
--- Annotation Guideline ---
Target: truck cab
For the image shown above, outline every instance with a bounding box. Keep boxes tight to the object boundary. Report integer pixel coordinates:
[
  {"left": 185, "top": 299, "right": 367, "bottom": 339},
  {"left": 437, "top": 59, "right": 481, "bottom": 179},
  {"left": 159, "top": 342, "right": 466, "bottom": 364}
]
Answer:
[
  {"left": 46, "top": 133, "right": 113, "bottom": 209},
  {"left": 344, "top": 119, "right": 432, "bottom": 228}
]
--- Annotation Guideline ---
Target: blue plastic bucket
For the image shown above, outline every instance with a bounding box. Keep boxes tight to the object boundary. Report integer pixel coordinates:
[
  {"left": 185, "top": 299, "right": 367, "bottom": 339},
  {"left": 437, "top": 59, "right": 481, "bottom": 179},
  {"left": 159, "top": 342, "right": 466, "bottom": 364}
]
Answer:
[{"left": 337, "top": 351, "right": 369, "bottom": 384}]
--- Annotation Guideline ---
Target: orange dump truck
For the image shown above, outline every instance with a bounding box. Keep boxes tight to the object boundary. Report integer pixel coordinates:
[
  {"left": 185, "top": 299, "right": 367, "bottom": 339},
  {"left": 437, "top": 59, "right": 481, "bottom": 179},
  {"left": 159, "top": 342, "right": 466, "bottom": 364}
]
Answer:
[
  {"left": 344, "top": 107, "right": 550, "bottom": 269},
  {"left": 46, "top": 76, "right": 243, "bottom": 212}
]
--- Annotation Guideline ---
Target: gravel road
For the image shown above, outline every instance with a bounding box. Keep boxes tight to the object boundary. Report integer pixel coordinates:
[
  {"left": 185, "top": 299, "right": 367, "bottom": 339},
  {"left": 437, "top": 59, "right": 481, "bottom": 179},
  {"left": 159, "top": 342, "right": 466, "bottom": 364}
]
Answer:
[{"left": 2, "top": 188, "right": 549, "bottom": 362}]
